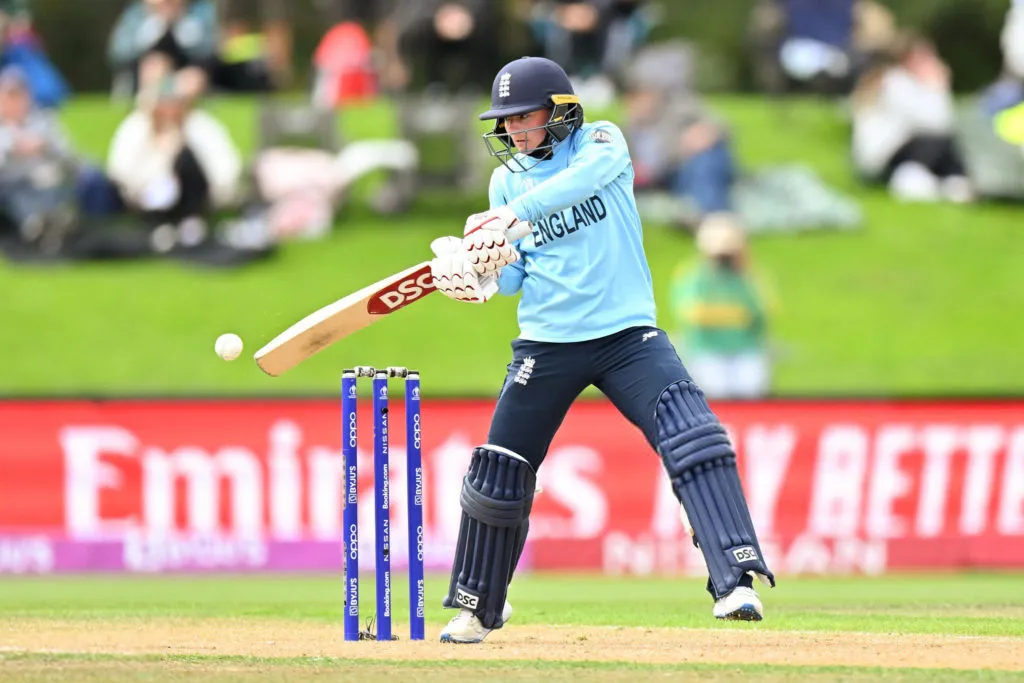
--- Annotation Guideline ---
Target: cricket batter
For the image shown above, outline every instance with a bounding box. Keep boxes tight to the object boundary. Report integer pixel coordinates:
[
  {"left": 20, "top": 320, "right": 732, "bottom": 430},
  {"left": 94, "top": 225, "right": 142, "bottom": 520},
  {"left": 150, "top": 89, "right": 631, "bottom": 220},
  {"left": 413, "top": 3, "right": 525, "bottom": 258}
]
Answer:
[{"left": 428, "top": 56, "right": 775, "bottom": 644}]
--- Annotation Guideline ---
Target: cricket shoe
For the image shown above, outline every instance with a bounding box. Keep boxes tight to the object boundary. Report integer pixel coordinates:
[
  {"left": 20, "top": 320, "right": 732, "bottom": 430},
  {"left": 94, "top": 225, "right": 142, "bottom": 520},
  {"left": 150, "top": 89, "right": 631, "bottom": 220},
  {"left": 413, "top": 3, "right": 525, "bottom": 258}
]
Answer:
[
  {"left": 440, "top": 601, "right": 513, "bottom": 644},
  {"left": 713, "top": 586, "right": 763, "bottom": 621}
]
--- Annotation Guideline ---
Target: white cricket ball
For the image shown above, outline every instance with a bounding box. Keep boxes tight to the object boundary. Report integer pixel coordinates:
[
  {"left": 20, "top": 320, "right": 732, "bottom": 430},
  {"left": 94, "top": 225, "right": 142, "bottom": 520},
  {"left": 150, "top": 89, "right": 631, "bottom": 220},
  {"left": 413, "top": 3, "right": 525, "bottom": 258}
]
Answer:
[{"left": 215, "top": 333, "right": 244, "bottom": 361}]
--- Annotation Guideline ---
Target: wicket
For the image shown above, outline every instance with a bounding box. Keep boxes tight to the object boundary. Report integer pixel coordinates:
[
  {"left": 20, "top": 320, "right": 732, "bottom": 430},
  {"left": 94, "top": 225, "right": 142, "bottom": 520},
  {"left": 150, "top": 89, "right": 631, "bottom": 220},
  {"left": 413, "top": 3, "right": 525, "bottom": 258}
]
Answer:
[{"left": 342, "top": 365, "right": 425, "bottom": 642}]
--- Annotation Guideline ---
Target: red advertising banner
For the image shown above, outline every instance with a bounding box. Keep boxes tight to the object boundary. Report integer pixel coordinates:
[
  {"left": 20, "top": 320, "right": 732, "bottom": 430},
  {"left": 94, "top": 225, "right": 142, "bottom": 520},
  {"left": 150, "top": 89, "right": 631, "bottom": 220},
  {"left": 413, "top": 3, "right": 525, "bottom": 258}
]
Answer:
[{"left": 0, "top": 398, "right": 1022, "bottom": 574}]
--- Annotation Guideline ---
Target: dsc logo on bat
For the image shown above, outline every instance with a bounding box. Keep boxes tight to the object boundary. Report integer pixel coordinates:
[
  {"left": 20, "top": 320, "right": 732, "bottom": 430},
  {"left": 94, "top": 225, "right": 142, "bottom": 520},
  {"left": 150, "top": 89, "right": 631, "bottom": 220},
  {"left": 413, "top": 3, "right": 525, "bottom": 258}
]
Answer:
[{"left": 366, "top": 266, "right": 436, "bottom": 314}]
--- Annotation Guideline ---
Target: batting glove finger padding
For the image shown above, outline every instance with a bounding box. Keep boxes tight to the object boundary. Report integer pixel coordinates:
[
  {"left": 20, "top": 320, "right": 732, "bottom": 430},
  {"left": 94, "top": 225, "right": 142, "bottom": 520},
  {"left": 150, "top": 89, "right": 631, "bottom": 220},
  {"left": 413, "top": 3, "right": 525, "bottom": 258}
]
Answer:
[
  {"left": 462, "top": 206, "right": 524, "bottom": 277},
  {"left": 430, "top": 251, "right": 494, "bottom": 304},
  {"left": 463, "top": 229, "right": 521, "bottom": 277}
]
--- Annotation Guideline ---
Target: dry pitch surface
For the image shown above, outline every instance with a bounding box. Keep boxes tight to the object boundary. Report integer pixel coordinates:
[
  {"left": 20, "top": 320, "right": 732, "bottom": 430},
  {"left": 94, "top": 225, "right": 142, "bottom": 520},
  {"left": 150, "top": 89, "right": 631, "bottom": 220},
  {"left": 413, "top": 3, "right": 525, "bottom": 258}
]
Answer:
[
  {"left": 3, "top": 618, "right": 1023, "bottom": 669},
  {"left": 1, "top": 574, "right": 1022, "bottom": 682}
]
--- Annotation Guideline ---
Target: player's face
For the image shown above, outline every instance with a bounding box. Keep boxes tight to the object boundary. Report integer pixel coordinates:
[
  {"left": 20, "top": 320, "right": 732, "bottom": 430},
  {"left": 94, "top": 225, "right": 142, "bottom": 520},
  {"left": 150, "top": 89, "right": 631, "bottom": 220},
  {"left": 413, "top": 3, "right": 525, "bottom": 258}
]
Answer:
[{"left": 503, "top": 108, "right": 552, "bottom": 153}]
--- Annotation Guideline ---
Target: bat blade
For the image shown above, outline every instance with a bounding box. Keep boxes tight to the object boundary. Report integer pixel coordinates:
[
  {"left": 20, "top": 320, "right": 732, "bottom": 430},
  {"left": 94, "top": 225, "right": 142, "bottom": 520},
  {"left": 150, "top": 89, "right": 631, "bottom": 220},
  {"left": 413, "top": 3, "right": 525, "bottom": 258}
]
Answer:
[{"left": 254, "top": 262, "right": 436, "bottom": 377}]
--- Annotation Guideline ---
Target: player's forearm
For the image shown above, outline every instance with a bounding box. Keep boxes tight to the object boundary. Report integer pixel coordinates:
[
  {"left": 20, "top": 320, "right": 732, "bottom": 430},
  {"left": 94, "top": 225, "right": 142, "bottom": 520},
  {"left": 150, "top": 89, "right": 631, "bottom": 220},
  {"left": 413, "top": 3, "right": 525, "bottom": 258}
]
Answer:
[{"left": 508, "top": 138, "right": 628, "bottom": 222}]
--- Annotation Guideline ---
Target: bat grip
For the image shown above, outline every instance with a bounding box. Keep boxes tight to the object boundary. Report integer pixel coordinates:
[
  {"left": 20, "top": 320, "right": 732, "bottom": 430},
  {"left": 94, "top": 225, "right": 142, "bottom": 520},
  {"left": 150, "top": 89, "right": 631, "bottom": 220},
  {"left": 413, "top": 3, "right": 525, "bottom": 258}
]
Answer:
[{"left": 505, "top": 222, "right": 533, "bottom": 242}]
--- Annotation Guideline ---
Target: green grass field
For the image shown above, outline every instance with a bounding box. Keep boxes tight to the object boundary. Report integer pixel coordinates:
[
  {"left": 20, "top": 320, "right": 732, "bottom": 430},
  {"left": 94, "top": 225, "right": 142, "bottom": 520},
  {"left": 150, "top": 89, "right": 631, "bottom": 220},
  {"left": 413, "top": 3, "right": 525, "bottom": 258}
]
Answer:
[
  {"left": 2, "top": 96, "right": 1023, "bottom": 397},
  {"left": 1, "top": 573, "right": 1023, "bottom": 681}
]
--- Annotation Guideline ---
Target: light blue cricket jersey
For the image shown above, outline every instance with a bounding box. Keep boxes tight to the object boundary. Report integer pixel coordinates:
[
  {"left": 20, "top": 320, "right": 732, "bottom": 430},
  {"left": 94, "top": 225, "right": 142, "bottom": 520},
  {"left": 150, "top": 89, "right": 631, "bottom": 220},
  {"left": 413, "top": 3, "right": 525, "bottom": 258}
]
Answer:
[{"left": 491, "top": 121, "right": 657, "bottom": 342}]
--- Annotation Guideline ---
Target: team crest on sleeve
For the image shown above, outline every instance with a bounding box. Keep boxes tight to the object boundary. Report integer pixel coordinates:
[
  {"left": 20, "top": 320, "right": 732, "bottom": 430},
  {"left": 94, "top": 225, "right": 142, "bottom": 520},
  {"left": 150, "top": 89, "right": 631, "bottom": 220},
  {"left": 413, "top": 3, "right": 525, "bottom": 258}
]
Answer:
[{"left": 589, "top": 128, "right": 613, "bottom": 143}]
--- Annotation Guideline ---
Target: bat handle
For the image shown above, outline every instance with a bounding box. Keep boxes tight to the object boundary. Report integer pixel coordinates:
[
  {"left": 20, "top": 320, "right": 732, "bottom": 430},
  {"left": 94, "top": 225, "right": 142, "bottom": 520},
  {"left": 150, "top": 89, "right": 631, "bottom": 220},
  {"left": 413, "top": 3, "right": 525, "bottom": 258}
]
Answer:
[
  {"left": 479, "top": 275, "right": 499, "bottom": 300},
  {"left": 505, "top": 222, "right": 533, "bottom": 242}
]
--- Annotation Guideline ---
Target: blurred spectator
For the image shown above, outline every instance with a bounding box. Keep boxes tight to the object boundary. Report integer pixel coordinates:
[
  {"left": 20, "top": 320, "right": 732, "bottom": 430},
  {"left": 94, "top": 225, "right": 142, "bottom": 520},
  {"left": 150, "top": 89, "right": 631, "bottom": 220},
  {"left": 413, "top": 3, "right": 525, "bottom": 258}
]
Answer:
[
  {"left": 1004, "top": 0, "right": 1024, "bottom": 82},
  {"left": 312, "top": 21, "right": 377, "bottom": 108},
  {"left": 528, "top": 0, "right": 653, "bottom": 104},
  {"left": 528, "top": 1, "right": 652, "bottom": 76},
  {"left": 377, "top": 1, "right": 497, "bottom": 191},
  {"left": 220, "top": 101, "right": 417, "bottom": 250},
  {"left": 625, "top": 41, "right": 736, "bottom": 224},
  {"left": 753, "top": 0, "right": 855, "bottom": 95},
  {"left": 982, "top": 0, "right": 1024, "bottom": 127},
  {"left": 529, "top": 1, "right": 607, "bottom": 77},
  {"left": 213, "top": 0, "right": 288, "bottom": 91},
  {"left": 749, "top": 0, "right": 898, "bottom": 96},
  {"left": 603, "top": 1, "right": 653, "bottom": 79},
  {"left": 0, "top": 0, "right": 69, "bottom": 108},
  {"left": 670, "top": 213, "right": 771, "bottom": 400},
  {"left": 106, "top": 76, "right": 241, "bottom": 253},
  {"left": 379, "top": 0, "right": 500, "bottom": 94},
  {"left": 852, "top": 0, "right": 900, "bottom": 61},
  {"left": 108, "top": 0, "right": 218, "bottom": 98},
  {"left": 0, "top": 66, "right": 77, "bottom": 253},
  {"left": 371, "top": 1, "right": 411, "bottom": 93},
  {"left": 228, "top": 138, "right": 418, "bottom": 249},
  {"left": 851, "top": 33, "right": 973, "bottom": 203},
  {"left": 956, "top": 0, "right": 1024, "bottom": 200},
  {"left": 627, "top": 43, "right": 861, "bottom": 232}
]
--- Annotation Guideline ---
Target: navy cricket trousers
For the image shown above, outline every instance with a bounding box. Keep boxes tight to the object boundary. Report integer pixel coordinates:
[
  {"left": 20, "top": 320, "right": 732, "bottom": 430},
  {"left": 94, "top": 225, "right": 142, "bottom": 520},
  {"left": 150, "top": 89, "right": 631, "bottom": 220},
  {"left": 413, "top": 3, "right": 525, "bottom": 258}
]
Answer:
[{"left": 487, "top": 325, "right": 692, "bottom": 471}]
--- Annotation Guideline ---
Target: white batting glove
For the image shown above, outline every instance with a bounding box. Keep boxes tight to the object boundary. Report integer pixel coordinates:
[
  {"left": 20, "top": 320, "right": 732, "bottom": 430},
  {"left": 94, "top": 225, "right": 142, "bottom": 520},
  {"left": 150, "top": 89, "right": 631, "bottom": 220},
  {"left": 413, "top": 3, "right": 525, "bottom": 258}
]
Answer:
[
  {"left": 429, "top": 236, "right": 498, "bottom": 304},
  {"left": 462, "top": 206, "right": 524, "bottom": 277}
]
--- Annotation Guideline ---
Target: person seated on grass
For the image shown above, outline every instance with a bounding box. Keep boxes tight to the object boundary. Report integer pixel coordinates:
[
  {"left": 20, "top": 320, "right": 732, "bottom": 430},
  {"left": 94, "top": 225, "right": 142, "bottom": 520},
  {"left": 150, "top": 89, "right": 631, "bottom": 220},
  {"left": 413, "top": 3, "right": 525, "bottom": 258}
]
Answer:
[
  {"left": 1003, "top": 0, "right": 1024, "bottom": 85},
  {"left": 851, "top": 32, "right": 973, "bottom": 203},
  {"left": 105, "top": 75, "right": 241, "bottom": 254},
  {"left": 0, "top": 0, "right": 69, "bottom": 108},
  {"left": 982, "top": 0, "right": 1024, "bottom": 139},
  {"left": 212, "top": 0, "right": 290, "bottom": 92},
  {"left": 955, "top": 0, "right": 1024, "bottom": 201},
  {"left": 624, "top": 41, "right": 736, "bottom": 227},
  {"left": 385, "top": 0, "right": 501, "bottom": 95},
  {"left": 762, "top": 0, "right": 857, "bottom": 95},
  {"left": 525, "top": 0, "right": 654, "bottom": 107},
  {"left": 108, "top": 0, "right": 218, "bottom": 98},
  {"left": 0, "top": 65, "right": 77, "bottom": 254},
  {"left": 669, "top": 213, "right": 772, "bottom": 400},
  {"left": 529, "top": 1, "right": 605, "bottom": 79},
  {"left": 748, "top": 0, "right": 898, "bottom": 96},
  {"left": 529, "top": 1, "right": 653, "bottom": 82}
]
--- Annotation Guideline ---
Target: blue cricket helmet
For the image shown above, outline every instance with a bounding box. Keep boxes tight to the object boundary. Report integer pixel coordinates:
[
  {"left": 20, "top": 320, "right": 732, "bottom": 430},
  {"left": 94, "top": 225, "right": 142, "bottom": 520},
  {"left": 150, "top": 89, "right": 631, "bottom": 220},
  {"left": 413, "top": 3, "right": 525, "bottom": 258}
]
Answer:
[
  {"left": 480, "top": 57, "right": 576, "bottom": 120},
  {"left": 479, "top": 57, "right": 585, "bottom": 172}
]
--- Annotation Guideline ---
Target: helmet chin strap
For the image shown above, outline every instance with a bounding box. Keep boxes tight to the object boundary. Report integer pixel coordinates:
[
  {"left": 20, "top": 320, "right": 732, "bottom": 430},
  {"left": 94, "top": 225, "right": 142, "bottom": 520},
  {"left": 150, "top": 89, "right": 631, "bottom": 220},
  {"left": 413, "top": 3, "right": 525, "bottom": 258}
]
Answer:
[{"left": 527, "top": 132, "right": 555, "bottom": 160}]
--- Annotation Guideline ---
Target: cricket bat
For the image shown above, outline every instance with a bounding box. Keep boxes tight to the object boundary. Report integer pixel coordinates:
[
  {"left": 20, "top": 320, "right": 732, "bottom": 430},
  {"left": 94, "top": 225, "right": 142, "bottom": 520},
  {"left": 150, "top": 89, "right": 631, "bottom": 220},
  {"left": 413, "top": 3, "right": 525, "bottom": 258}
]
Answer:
[{"left": 254, "top": 223, "right": 531, "bottom": 376}]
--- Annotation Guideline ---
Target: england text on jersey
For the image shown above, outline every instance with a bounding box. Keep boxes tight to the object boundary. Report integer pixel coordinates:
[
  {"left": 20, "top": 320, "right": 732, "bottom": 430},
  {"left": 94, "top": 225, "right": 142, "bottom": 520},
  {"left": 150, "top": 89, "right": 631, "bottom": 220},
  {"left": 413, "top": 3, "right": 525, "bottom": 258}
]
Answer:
[{"left": 530, "top": 194, "right": 607, "bottom": 247}]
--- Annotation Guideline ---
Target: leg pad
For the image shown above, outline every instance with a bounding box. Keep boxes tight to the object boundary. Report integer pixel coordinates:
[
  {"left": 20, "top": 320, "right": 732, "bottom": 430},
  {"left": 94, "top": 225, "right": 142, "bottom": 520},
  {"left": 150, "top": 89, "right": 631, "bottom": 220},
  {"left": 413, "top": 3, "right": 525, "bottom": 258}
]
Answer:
[
  {"left": 443, "top": 445, "right": 536, "bottom": 628},
  {"left": 656, "top": 381, "right": 775, "bottom": 599}
]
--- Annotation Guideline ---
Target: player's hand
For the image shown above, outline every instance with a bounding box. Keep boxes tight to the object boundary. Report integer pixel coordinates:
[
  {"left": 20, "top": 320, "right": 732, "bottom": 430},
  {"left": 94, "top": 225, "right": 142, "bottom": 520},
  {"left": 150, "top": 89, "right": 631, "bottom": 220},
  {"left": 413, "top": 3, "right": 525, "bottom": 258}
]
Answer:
[
  {"left": 429, "top": 236, "right": 497, "bottom": 304},
  {"left": 462, "top": 206, "right": 524, "bottom": 277}
]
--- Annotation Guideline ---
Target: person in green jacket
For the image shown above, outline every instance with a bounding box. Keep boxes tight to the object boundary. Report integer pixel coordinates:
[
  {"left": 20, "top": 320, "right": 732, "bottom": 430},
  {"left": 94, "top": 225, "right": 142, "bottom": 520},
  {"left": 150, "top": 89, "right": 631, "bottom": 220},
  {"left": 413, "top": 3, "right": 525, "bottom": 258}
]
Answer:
[{"left": 670, "top": 212, "right": 772, "bottom": 399}]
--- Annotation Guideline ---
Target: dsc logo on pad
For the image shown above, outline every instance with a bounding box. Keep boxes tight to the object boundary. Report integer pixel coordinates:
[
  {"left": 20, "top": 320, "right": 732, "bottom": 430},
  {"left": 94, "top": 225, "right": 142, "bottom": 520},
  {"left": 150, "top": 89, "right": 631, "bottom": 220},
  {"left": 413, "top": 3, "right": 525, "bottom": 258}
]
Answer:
[{"left": 732, "top": 547, "right": 759, "bottom": 563}]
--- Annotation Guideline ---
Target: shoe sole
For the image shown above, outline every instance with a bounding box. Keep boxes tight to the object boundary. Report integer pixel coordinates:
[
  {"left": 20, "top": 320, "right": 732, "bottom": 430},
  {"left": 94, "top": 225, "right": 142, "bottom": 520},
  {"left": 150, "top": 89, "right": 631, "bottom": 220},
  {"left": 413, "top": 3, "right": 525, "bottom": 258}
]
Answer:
[
  {"left": 716, "top": 604, "right": 763, "bottom": 622},
  {"left": 439, "top": 633, "right": 487, "bottom": 644}
]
